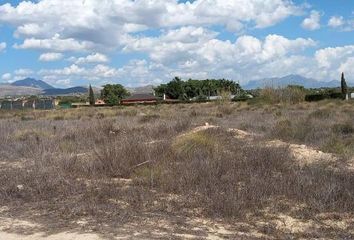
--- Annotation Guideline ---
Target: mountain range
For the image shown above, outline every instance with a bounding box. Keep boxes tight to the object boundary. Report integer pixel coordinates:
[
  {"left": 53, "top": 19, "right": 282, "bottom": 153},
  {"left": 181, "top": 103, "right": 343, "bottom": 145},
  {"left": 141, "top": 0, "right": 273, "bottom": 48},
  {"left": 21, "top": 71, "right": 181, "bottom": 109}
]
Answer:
[
  {"left": 0, "top": 78, "right": 88, "bottom": 97},
  {"left": 0, "top": 78, "right": 155, "bottom": 97},
  {"left": 127, "top": 85, "right": 154, "bottom": 94},
  {"left": 243, "top": 74, "right": 342, "bottom": 90}
]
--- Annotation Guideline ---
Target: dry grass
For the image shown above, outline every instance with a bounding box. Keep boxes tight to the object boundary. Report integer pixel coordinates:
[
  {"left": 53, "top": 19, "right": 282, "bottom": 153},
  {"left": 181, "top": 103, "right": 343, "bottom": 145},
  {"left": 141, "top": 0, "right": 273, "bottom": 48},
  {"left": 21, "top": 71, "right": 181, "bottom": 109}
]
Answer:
[{"left": 0, "top": 101, "right": 354, "bottom": 238}]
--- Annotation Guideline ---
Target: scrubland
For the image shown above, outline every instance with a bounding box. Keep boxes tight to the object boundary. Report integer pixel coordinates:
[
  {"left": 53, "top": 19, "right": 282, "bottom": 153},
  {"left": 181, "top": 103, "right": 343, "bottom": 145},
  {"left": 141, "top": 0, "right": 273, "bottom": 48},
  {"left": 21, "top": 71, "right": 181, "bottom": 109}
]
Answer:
[{"left": 0, "top": 100, "right": 354, "bottom": 239}]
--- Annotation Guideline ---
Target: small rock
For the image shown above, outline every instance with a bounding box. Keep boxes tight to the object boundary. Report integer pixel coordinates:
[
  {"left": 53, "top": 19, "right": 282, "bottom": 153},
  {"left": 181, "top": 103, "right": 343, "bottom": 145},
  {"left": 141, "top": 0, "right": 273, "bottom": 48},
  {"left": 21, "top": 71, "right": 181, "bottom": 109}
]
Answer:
[{"left": 17, "top": 185, "right": 24, "bottom": 191}]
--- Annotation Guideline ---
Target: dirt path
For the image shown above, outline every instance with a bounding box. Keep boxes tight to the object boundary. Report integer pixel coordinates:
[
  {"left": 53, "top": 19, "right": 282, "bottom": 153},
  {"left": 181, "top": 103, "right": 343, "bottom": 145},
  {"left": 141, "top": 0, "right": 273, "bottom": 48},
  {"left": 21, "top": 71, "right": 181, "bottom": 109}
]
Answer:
[
  {"left": 0, "top": 215, "right": 258, "bottom": 240},
  {"left": 0, "top": 231, "right": 101, "bottom": 240}
]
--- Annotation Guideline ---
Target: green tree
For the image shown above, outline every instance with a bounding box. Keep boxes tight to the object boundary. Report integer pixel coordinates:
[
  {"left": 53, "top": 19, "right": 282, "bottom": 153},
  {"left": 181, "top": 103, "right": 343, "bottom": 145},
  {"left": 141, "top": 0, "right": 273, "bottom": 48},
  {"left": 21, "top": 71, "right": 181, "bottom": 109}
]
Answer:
[
  {"left": 89, "top": 84, "right": 95, "bottom": 106},
  {"left": 154, "top": 84, "right": 168, "bottom": 98},
  {"left": 154, "top": 78, "right": 243, "bottom": 100},
  {"left": 341, "top": 72, "right": 348, "bottom": 97},
  {"left": 101, "top": 84, "right": 129, "bottom": 105},
  {"left": 166, "top": 77, "right": 186, "bottom": 100}
]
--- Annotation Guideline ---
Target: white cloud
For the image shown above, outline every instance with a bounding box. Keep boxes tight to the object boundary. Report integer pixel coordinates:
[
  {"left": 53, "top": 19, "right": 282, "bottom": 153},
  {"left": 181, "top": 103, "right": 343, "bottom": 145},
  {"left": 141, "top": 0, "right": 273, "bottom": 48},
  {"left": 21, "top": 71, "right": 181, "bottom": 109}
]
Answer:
[
  {"left": 29, "top": 31, "right": 320, "bottom": 86},
  {"left": 39, "top": 52, "right": 64, "bottom": 62},
  {"left": 328, "top": 16, "right": 354, "bottom": 32},
  {"left": 301, "top": 11, "right": 321, "bottom": 30},
  {"left": 339, "top": 57, "right": 354, "bottom": 77},
  {"left": 1, "top": 73, "right": 11, "bottom": 81},
  {"left": 314, "top": 45, "right": 354, "bottom": 80},
  {"left": 53, "top": 79, "right": 72, "bottom": 87},
  {"left": 39, "top": 64, "right": 85, "bottom": 76},
  {"left": 125, "top": 27, "right": 316, "bottom": 69},
  {"left": 2, "top": 69, "right": 35, "bottom": 82},
  {"left": 14, "top": 35, "right": 95, "bottom": 52},
  {"left": 0, "top": 42, "right": 6, "bottom": 52},
  {"left": 14, "top": 68, "right": 34, "bottom": 76},
  {"left": 0, "top": 0, "right": 303, "bottom": 52},
  {"left": 328, "top": 16, "right": 344, "bottom": 28},
  {"left": 315, "top": 45, "right": 354, "bottom": 68},
  {"left": 73, "top": 53, "right": 109, "bottom": 65}
]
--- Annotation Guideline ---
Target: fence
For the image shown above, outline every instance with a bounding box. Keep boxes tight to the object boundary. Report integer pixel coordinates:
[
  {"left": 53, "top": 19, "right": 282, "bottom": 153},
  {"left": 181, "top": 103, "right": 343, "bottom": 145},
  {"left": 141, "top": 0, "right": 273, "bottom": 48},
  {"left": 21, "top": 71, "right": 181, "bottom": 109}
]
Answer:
[{"left": 0, "top": 99, "right": 55, "bottom": 110}]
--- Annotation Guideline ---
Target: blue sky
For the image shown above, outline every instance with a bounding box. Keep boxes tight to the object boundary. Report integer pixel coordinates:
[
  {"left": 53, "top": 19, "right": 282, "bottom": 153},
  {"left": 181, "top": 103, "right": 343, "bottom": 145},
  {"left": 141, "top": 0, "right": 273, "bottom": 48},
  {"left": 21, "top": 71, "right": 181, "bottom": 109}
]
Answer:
[{"left": 0, "top": 0, "right": 353, "bottom": 87}]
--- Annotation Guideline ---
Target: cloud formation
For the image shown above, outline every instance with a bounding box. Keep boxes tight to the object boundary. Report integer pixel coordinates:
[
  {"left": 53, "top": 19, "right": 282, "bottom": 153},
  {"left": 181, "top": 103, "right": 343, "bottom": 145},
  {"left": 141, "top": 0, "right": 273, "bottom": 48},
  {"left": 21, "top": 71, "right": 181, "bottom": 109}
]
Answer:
[
  {"left": 328, "top": 16, "right": 354, "bottom": 32},
  {"left": 0, "top": 42, "right": 6, "bottom": 52},
  {"left": 328, "top": 16, "right": 344, "bottom": 28},
  {"left": 73, "top": 53, "right": 109, "bottom": 65},
  {"left": 0, "top": 0, "right": 302, "bottom": 52},
  {"left": 39, "top": 52, "right": 64, "bottom": 62},
  {"left": 301, "top": 11, "right": 321, "bottom": 30},
  {"left": 28, "top": 33, "right": 323, "bottom": 86}
]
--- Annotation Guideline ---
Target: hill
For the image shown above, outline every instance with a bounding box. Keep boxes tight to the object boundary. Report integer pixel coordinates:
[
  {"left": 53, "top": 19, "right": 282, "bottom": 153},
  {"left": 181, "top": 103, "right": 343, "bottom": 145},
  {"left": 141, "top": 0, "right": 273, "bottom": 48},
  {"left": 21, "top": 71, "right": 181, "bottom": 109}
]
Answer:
[
  {"left": 11, "top": 78, "right": 54, "bottom": 90},
  {"left": 127, "top": 85, "right": 154, "bottom": 94},
  {"left": 43, "top": 87, "right": 88, "bottom": 96},
  {"left": 244, "top": 74, "right": 340, "bottom": 90}
]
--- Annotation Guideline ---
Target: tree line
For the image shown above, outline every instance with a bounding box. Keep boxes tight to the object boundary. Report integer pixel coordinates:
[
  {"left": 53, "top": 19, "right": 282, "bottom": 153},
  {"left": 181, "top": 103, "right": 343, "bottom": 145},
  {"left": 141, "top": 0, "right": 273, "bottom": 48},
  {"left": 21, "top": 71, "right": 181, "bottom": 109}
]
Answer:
[
  {"left": 93, "top": 77, "right": 243, "bottom": 105},
  {"left": 154, "top": 77, "right": 243, "bottom": 100}
]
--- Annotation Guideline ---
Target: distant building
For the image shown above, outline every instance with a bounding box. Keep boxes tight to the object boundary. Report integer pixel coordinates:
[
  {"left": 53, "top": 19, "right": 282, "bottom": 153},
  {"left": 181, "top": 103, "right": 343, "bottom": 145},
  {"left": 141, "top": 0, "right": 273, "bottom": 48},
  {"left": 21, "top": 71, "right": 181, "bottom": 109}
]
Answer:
[{"left": 121, "top": 94, "right": 158, "bottom": 105}]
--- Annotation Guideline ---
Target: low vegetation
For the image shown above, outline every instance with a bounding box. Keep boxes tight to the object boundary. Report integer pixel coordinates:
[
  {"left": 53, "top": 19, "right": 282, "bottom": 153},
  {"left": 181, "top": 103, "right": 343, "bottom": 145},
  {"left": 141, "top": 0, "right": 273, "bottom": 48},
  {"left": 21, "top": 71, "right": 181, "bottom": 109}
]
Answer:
[{"left": 0, "top": 100, "right": 354, "bottom": 238}]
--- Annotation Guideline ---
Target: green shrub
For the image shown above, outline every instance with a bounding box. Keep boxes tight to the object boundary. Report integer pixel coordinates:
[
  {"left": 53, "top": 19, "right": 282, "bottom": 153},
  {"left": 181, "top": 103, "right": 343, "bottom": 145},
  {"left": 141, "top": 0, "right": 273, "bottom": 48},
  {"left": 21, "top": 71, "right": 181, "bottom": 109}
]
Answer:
[
  {"left": 305, "top": 92, "right": 344, "bottom": 102},
  {"left": 305, "top": 94, "right": 327, "bottom": 102},
  {"left": 329, "top": 92, "right": 345, "bottom": 100},
  {"left": 232, "top": 96, "right": 249, "bottom": 102}
]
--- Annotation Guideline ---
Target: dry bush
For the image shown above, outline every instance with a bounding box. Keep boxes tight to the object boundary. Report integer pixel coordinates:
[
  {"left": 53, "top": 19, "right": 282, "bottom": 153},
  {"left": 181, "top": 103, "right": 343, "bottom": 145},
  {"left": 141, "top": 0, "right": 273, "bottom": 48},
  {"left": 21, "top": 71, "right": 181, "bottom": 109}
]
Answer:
[
  {"left": 1, "top": 101, "right": 354, "bottom": 237},
  {"left": 214, "top": 91, "right": 234, "bottom": 116},
  {"left": 138, "top": 113, "right": 160, "bottom": 123},
  {"left": 92, "top": 133, "right": 167, "bottom": 178},
  {"left": 260, "top": 86, "right": 306, "bottom": 104},
  {"left": 154, "top": 128, "right": 354, "bottom": 217}
]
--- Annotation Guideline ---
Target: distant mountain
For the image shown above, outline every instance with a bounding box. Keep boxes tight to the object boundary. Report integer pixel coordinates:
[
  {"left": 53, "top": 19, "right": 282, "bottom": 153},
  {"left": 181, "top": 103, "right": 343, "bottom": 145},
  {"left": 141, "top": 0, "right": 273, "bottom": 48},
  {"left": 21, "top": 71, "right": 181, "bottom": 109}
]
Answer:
[
  {"left": 43, "top": 87, "right": 88, "bottom": 96},
  {"left": 244, "top": 74, "right": 341, "bottom": 90},
  {"left": 127, "top": 85, "right": 154, "bottom": 94},
  {"left": 11, "top": 78, "right": 54, "bottom": 90}
]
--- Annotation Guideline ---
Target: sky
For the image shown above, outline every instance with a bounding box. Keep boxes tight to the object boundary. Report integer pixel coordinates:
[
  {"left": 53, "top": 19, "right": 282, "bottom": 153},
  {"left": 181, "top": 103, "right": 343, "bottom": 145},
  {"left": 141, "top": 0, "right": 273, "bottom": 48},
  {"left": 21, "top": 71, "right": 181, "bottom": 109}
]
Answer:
[{"left": 0, "top": 0, "right": 353, "bottom": 88}]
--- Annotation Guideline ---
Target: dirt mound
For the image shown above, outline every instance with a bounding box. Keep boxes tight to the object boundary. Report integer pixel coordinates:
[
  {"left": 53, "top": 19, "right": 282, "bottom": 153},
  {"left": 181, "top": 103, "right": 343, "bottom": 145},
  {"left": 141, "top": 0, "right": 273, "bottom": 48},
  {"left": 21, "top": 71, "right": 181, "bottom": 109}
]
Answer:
[{"left": 182, "top": 124, "right": 340, "bottom": 166}]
